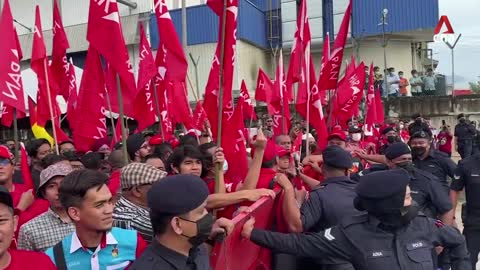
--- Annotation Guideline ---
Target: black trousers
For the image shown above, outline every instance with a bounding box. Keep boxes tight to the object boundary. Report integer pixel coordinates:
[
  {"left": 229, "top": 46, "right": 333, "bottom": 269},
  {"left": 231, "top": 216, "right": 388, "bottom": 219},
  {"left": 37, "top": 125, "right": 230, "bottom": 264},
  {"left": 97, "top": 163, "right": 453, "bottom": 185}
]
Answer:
[
  {"left": 464, "top": 227, "right": 480, "bottom": 269},
  {"left": 458, "top": 140, "right": 473, "bottom": 159}
]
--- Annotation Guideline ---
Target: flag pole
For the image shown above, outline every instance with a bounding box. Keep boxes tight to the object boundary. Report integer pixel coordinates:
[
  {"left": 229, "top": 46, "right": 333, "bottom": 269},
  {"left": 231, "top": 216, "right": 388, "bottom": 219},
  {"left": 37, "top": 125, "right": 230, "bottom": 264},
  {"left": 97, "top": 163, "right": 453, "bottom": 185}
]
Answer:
[
  {"left": 305, "top": 46, "right": 311, "bottom": 157},
  {"left": 104, "top": 88, "right": 118, "bottom": 142},
  {"left": 115, "top": 74, "right": 129, "bottom": 165},
  {"left": 215, "top": 0, "right": 228, "bottom": 194},
  {"left": 151, "top": 79, "right": 165, "bottom": 141},
  {"left": 12, "top": 109, "right": 19, "bottom": 163},
  {"left": 43, "top": 59, "right": 59, "bottom": 154}
]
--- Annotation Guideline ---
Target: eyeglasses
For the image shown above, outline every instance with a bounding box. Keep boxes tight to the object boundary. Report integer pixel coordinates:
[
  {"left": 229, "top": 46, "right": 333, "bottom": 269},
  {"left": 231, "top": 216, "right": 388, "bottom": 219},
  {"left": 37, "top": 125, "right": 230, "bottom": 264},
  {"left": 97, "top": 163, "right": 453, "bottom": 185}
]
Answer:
[{"left": 0, "top": 159, "right": 12, "bottom": 166}]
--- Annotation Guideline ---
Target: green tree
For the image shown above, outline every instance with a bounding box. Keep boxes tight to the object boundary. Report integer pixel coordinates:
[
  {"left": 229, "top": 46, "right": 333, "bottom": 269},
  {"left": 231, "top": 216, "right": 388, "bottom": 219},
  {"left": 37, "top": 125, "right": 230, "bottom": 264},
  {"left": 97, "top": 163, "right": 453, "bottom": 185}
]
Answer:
[{"left": 469, "top": 81, "right": 480, "bottom": 94}]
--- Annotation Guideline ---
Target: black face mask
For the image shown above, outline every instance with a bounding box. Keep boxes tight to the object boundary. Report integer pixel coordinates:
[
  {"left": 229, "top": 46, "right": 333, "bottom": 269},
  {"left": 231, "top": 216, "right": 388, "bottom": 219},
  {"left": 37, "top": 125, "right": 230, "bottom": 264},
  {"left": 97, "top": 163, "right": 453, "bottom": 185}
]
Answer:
[
  {"left": 459, "top": 118, "right": 466, "bottom": 123},
  {"left": 387, "top": 135, "right": 398, "bottom": 144},
  {"left": 411, "top": 147, "right": 427, "bottom": 158},
  {"left": 376, "top": 202, "right": 419, "bottom": 229},
  {"left": 415, "top": 118, "right": 422, "bottom": 124},
  {"left": 395, "top": 161, "right": 414, "bottom": 173},
  {"left": 180, "top": 213, "right": 214, "bottom": 247}
]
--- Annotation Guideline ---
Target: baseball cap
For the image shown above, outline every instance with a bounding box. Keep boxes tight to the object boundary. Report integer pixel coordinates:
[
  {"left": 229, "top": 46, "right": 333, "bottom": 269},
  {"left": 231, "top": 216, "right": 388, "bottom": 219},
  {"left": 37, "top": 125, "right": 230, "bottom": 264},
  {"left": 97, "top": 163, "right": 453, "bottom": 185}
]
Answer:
[
  {"left": 39, "top": 163, "right": 73, "bottom": 191},
  {"left": 277, "top": 147, "right": 290, "bottom": 158},
  {"left": 121, "top": 163, "right": 167, "bottom": 190},
  {"left": 0, "top": 146, "right": 13, "bottom": 160},
  {"left": 327, "top": 131, "right": 347, "bottom": 142}
]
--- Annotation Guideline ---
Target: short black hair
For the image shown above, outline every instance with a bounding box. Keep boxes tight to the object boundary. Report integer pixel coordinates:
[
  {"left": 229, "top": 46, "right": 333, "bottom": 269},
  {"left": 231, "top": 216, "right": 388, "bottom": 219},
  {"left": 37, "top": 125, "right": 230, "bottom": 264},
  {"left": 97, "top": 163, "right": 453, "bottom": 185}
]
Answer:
[
  {"left": 153, "top": 142, "right": 173, "bottom": 161},
  {"left": 427, "top": 68, "right": 433, "bottom": 72},
  {"left": 81, "top": 152, "right": 104, "bottom": 170},
  {"left": 59, "top": 169, "right": 109, "bottom": 209},
  {"left": 261, "top": 158, "right": 277, "bottom": 169},
  {"left": 411, "top": 69, "right": 417, "bottom": 74},
  {"left": 411, "top": 113, "right": 421, "bottom": 120},
  {"left": 166, "top": 145, "right": 204, "bottom": 174},
  {"left": 179, "top": 134, "right": 198, "bottom": 147},
  {"left": 58, "top": 140, "right": 74, "bottom": 147},
  {"left": 198, "top": 142, "right": 216, "bottom": 174},
  {"left": 41, "top": 154, "right": 68, "bottom": 169},
  {"left": 63, "top": 151, "right": 81, "bottom": 162},
  {"left": 145, "top": 153, "right": 163, "bottom": 162},
  {"left": 150, "top": 211, "right": 175, "bottom": 236},
  {"left": 26, "top": 139, "right": 50, "bottom": 158}
]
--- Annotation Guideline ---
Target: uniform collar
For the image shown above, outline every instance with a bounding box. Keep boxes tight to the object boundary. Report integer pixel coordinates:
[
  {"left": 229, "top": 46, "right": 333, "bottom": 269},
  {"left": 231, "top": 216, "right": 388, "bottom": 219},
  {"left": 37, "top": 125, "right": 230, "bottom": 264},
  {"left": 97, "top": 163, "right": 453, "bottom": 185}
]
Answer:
[
  {"left": 321, "top": 176, "right": 350, "bottom": 185},
  {"left": 70, "top": 231, "right": 118, "bottom": 254},
  {"left": 150, "top": 240, "right": 192, "bottom": 266}
]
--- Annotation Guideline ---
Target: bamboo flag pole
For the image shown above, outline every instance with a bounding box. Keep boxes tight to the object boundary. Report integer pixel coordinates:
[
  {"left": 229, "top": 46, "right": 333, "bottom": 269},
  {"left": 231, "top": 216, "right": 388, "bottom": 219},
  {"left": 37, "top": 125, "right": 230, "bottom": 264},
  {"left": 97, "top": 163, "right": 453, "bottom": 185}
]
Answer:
[
  {"left": 104, "top": 88, "right": 118, "bottom": 142},
  {"left": 215, "top": 0, "right": 228, "bottom": 194},
  {"left": 115, "top": 74, "right": 129, "bottom": 165},
  {"left": 43, "top": 59, "right": 59, "bottom": 154},
  {"left": 151, "top": 79, "right": 165, "bottom": 141},
  {"left": 12, "top": 109, "right": 19, "bottom": 163}
]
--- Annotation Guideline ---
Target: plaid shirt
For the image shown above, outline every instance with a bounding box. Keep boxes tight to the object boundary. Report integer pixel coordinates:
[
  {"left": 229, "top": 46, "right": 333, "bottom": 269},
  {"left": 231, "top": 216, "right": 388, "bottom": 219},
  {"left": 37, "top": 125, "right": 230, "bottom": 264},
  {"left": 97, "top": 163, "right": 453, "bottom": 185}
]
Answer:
[
  {"left": 17, "top": 208, "right": 75, "bottom": 252},
  {"left": 113, "top": 197, "right": 153, "bottom": 243}
]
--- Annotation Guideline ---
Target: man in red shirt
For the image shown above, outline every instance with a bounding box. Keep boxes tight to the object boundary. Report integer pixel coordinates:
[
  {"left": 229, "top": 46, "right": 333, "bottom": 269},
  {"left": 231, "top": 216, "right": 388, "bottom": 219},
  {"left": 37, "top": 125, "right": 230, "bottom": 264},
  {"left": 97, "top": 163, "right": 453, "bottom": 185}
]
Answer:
[
  {"left": 0, "top": 185, "right": 56, "bottom": 269},
  {"left": 437, "top": 123, "right": 453, "bottom": 157},
  {"left": 0, "top": 146, "right": 48, "bottom": 233}
]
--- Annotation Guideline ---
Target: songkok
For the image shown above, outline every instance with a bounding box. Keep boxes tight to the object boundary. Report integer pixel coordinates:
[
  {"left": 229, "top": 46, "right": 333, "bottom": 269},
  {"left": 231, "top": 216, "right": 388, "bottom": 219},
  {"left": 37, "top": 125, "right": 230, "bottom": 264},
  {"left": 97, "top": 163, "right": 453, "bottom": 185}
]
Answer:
[
  {"left": 384, "top": 143, "right": 411, "bottom": 160},
  {"left": 323, "top": 146, "right": 352, "bottom": 169}
]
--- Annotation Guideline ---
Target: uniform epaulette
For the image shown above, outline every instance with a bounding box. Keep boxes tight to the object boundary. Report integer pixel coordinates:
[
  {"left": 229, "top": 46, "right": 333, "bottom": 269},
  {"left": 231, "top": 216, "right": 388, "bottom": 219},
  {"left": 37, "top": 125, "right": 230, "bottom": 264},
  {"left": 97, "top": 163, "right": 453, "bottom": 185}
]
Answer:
[{"left": 340, "top": 213, "right": 368, "bottom": 228}]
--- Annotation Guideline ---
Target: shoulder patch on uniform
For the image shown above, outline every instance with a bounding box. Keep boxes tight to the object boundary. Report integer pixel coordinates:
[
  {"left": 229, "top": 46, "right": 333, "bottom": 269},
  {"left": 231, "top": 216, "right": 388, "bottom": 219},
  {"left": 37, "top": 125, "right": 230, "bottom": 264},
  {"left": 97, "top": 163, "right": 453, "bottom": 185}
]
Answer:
[
  {"left": 434, "top": 219, "right": 445, "bottom": 228},
  {"left": 324, "top": 228, "right": 335, "bottom": 241},
  {"left": 454, "top": 174, "right": 461, "bottom": 180}
]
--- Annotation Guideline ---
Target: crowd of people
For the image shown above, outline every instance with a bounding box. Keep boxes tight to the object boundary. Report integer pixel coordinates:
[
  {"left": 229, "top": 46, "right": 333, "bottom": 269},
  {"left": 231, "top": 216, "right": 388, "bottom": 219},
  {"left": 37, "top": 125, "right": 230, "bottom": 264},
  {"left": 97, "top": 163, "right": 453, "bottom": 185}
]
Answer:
[
  {"left": 374, "top": 66, "right": 439, "bottom": 97},
  {"left": 0, "top": 111, "right": 477, "bottom": 269}
]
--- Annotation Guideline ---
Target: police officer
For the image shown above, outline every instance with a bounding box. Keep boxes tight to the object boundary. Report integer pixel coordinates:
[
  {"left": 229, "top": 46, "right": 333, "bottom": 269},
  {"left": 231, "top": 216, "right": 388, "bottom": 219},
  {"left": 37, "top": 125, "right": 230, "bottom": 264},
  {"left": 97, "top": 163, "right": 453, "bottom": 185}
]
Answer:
[
  {"left": 454, "top": 113, "right": 476, "bottom": 159},
  {"left": 410, "top": 131, "right": 456, "bottom": 191},
  {"left": 242, "top": 169, "right": 471, "bottom": 270},
  {"left": 275, "top": 146, "right": 360, "bottom": 270},
  {"left": 353, "top": 142, "right": 454, "bottom": 224},
  {"left": 130, "top": 175, "right": 234, "bottom": 270},
  {"left": 450, "top": 153, "right": 480, "bottom": 269}
]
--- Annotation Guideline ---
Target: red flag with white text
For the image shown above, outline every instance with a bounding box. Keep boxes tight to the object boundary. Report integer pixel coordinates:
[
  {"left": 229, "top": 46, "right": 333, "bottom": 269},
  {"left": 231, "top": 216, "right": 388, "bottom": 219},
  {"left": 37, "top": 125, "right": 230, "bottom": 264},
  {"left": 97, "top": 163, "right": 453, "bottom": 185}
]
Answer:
[
  {"left": 255, "top": 68, "right": 275, "bottom": 114},
  {"left": 51, "top": 0, "right": 70, "bottom": 101},
  {"left": 240, "top": 80, "right": 257, "bottom": 120},
  {"left": 272, "top": 51, "right": 291, "bottom": 136},
  {"left": 0, "top": 0, "right": 26, "bottom": 113},
  {"left": 66, "top": 59, "right": 78, "bottom": 128},
  {"left": 72, "top": 46, "right": 107, "bottom": 152},
  {"left": 191, "top": 101, "right": 209, "bottom": 132},
  {"left": 134, "top": 23, "right": 158, "bottom": 131},
  {"left": 365, "top": 64, "right": 377, "bottom": 131},
  {"left": 375, "top": 87, "right": 385, "bottom": 124},
  {"left": 333, "top": 62, "right": 366, "bottom": 123}
]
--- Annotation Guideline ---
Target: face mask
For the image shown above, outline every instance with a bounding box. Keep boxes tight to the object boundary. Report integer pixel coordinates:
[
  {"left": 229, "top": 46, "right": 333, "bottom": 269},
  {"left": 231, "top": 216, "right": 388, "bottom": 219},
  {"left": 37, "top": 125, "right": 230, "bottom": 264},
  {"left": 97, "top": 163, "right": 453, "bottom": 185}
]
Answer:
[
  {"left": 223, "top": 159, "right": 229, "bottom": 173},
  {"left": 352, "top": 133, "right": 362, "bottom": 142},
  {"left": 387, "top": 135, "right": 398, "bottom": 144},
  {"left": 415, "top": 118, "right": 422, "bottom": 124},
  {"left": 395, "top": 161, "right": 414, "bottom": 173},
  {"left": 411, "top": 147, "right": 427, "bottom": 158},
  {"left": 399, "top": 124, "right": 404, "bottom": 130},
  {"left": 390, "top": 72, "right": 395, "bottom": 76},
  {"left": 399, "top": 75, "right": 404, "bottom": 78},
  {"left": 459, "top": 118, "right": 466, "bottom": 123},
  {"left": 180, "top": 213, "right": 214, "bottom": 247},
  {"left": 413, "top": 74, "right": 418, "bottom": 77}
]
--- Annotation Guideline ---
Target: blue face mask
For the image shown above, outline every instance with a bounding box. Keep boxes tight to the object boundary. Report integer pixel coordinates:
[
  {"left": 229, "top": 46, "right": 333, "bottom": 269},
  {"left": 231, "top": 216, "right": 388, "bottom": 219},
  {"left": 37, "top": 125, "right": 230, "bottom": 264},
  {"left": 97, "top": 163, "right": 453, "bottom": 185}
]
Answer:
[{"left": 223, "top": 159, "right": 228, "bottom": 173}]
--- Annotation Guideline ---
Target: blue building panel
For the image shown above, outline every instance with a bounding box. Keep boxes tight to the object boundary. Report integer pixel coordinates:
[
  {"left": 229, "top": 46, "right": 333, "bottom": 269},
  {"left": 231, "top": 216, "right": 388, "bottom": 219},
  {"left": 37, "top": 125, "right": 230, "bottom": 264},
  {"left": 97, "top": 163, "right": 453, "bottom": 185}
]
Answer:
[
  {"left": 149, "top": 0, "right": 272, "bottom": 50},
  {"left": 352, "top": 0, "right": 439, "bottom": 38},
  {"left": 244, "top": 0, "right": 280, "bottom": 12}
]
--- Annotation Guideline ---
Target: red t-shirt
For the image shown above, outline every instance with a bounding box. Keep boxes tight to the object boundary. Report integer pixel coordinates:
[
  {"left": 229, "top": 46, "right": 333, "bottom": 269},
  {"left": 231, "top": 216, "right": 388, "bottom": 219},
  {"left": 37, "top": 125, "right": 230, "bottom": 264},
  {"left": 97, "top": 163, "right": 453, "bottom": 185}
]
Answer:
[
  {"left": 437, "top": 131, "right": 453, "bottom": 154},
  {"left": 5, "top": 250, "right": 56, "bottom": 270},
  {"left": 108, "top": 170, "right": 121, "bottom": 195}
]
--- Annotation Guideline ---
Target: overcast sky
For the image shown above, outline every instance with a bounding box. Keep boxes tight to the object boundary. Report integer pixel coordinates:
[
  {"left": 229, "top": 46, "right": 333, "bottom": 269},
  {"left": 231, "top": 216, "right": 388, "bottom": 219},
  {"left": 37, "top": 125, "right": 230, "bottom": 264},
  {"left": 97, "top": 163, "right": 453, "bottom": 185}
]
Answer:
[{"left": 430, "top": 0, "right": 480, "bottom": 88}]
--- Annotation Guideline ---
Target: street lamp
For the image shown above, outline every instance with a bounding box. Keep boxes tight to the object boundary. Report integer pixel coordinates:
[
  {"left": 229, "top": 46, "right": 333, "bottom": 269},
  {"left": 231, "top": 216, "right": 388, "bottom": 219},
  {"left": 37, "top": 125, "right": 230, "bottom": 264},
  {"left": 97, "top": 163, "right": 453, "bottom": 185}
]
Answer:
[{"left": 378, "top": 8, "right": 389, "bottom": 98}]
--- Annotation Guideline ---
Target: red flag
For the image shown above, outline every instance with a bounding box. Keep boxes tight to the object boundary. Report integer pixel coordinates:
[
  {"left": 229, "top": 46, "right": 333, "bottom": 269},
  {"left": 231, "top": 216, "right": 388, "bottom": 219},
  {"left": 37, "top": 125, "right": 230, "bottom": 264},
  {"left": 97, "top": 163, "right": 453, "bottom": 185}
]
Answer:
[
  {"left": 239, "top": 80, "right": 256, "bottom": 120},
  {"left": 154, "top": 0, "right": 188, "bottom": 82},
  {"left": 51, "top": 0, "right": 70, "bottom": 101},
  {"left": 169, "top": 81, "right": 193, "bottom": 129},
  {"left": 272, "top": 51, "right": 291, "bottom": 136},
  {"left": 0, "top": 0, "right": 26, "bottom": 113},
  {"left": 156, "top": 77, "right": 174, "bottom": 137},
  {"left": 31, "top": 6, "right": 61, "bottom": 127},
  {"left": 103, "top": 63, "right": 134, "bottom": 117},
  {"left": 365, "top": 63, "right": 377, "bottom": 131},
  {"left": 134, "top": 23, "right": 158, "bottom": 131},
  {"left": 28, "top": 98, "right": 37, "bottom": 127},
  {"left": 292, "top": 130, "right": 303, "bottom": 154},
  {"left": 318, "top": 0, "right": 351, "bottom": 91},
  {"left": 72, "top": 46, "right": 107, "bottom": 152},
  {"left": 191, "top": 101, "right": 209, "bottom": 131},
  {"left": 87, "top": 0, "right": 136, "bottom": 97},
  {"left": 254, "top": 68, "right": 273, "bottom": 103},
  {"left": 334, "top": 62, "right": 367, "bottom": 123},
  {"left": 20, "top": 143, "right": 34, "bottom": 192},
  {"left": 66, "top": 59, "right": 78, "bottom": 128},
  {"left": 1, "top": 104, "right": 25, "bottom": 127},
  {"left": 374, "top": 87, "right": 385, "bottom": 124},
  {"left": 285, "top": 0, "right": 311, "bottom": 101},
  {"left": 203, "top": 0, "right": 238, "bottom": 140},
  {"left": 222, "top": 97, "right": 248, "bottom": 183}
]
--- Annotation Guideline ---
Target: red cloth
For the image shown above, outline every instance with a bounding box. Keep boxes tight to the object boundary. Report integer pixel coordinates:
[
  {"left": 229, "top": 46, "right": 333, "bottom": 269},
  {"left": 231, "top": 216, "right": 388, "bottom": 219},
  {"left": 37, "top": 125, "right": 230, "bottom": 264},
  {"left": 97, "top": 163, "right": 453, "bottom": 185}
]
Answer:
[
  {"left": 108, "top": 170, "right": 121, "bottom": 195},
  {"left": 11, "top": 184, "right": 49, "bottom": 238},
  {"left": 437, "top": 131, "right": 453, "bottom": 154},
  {"left": 5, "top": 250, "right": 56, "bottom": 270},
  {"left": 135, "top": 233, "right": 148, "bottom": 258}
]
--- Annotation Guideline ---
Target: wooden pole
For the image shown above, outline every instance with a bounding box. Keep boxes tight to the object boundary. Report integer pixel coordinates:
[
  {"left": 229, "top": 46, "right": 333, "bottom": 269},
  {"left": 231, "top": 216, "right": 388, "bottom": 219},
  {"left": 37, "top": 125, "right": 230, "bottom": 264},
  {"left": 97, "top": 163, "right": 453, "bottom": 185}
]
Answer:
[
  {"left": 115, "top": 74, "right": 129, "bottom": 165},
  {"left": 43, "top": 59, "right": 59, "bottom": 154},
  {"left": 151, "top": 79, "right": 165, "bottom": 141},
  {"left": 13, "top": 109, "right": 19, "bottom": 163},
  {"left": 305, "top": 46, "right": 311, "bottom": 157},
  {"left": 104, "top": 89, "right": 118, "bottom": 142},
  {"left": 215, "top": 0, "right": 228, "bottom": 194}
]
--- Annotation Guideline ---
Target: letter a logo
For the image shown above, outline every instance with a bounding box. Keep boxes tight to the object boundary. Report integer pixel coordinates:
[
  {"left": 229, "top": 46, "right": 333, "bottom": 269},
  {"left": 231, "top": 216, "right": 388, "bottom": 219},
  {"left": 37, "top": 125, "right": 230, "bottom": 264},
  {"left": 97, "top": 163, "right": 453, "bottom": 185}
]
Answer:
[{"left": 434, "top": 16, "right": 454, "bottom": 35}]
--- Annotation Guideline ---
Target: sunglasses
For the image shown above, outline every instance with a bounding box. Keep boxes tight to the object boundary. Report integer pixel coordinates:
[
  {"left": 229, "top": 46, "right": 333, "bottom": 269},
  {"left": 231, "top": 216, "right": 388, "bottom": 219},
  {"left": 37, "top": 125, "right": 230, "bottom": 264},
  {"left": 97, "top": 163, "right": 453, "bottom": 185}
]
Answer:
[{"left": 0, "top": 159, "right": 12, "bottom": 166}]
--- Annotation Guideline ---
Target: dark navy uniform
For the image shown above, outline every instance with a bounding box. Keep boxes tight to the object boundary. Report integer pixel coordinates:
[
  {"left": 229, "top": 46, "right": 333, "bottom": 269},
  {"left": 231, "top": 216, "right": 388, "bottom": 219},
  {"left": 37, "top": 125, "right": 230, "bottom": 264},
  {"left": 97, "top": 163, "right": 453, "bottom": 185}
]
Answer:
[
  {"left": 451, "top": 153, "right": 480, "bottom": 268},
  {"left": 413, "top": 149, "right": 456, "bottom": 190},
  {"left": 250, "top": 213, "right": 470, "bottom": 270},
  {"left": 130, "top": 241, "right": 211, "bottom": 270},
  {"left": 454, "top": 119, "right": 476, "bottom": 159}
]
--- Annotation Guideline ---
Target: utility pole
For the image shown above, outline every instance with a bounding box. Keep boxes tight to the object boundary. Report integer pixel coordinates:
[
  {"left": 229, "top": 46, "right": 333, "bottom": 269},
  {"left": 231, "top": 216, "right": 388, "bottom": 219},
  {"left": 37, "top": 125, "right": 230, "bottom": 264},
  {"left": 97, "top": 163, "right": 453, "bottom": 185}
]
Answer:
[
  {"left": 378, "top": 8, "right": 389, "bottom": 99},
  {"left": 444, "top": 34, "right": 461, "bottom": 94}
]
